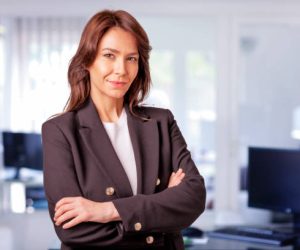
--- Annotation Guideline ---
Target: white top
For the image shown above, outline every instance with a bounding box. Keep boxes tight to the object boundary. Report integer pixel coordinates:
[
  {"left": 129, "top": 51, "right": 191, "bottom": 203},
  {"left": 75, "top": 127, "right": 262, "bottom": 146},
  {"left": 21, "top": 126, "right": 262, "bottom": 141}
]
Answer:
[{"left": 102, "top": 108, "right": 137, "bottom": 195}]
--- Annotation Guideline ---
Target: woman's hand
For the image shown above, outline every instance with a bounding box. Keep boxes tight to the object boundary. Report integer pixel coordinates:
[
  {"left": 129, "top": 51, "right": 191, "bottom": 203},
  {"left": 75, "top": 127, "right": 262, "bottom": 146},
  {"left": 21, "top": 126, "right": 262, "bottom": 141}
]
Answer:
[
  {"left": 168, "top": 168, "right": 185, "bottom": 188},
  {"left": 54, "top": 197, "right": 120, "bottom": 229}
]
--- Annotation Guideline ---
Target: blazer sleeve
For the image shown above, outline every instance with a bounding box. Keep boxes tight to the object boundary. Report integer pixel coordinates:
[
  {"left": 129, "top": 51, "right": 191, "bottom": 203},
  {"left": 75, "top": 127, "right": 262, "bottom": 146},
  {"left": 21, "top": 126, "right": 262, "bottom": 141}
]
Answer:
[
  {"left": 113, "top": 109, "right": 206, "bottom": 233},
  {"left": 42, "top": 120, "right": 124, "bottom": 248}
]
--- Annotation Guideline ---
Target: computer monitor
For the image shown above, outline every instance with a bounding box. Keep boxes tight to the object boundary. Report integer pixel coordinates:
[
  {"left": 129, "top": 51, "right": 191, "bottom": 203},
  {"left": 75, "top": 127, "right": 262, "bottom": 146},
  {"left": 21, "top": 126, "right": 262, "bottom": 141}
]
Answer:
[
  {"left": 248, "top": 147, "right": 300, "bottom": 230},
  {"left": 2, "top": 131, "right": 43, "bottom": 179}
]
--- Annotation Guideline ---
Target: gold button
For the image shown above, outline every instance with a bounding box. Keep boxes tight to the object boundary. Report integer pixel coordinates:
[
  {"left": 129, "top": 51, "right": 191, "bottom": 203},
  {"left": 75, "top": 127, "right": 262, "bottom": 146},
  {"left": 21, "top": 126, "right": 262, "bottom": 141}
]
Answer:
[
  {"left": 105, "top": 187, "right": 115, "bottom": 196},
  {"left": 134, "top": 222, "right": 142, "bottom": 231},
  {"left": 146, "top": 236, "right": 154, "bottom": 244},
  {"left": 156, "top": 178, "right": 160, "bottom": 186}
]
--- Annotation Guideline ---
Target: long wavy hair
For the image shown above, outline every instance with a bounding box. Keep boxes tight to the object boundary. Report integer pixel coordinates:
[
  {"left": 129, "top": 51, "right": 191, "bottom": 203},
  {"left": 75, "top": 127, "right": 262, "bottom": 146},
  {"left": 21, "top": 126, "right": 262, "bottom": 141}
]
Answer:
[{"left": 64, "top": 10, "right": 152, "bottom": 117}]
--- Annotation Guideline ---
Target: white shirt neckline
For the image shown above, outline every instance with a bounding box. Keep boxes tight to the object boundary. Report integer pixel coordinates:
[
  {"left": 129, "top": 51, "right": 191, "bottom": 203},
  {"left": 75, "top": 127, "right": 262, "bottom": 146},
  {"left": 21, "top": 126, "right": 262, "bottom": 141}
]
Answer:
[{"left": 102, "top": 108, "right": 126, "bottom": 127}]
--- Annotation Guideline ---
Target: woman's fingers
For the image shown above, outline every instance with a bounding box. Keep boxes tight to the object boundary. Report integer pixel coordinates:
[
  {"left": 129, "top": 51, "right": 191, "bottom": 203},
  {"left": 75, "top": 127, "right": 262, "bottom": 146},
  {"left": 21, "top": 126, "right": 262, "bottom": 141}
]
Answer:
[
  {"left": 62, "top": 214, "right": 84, "bottom": 229},
  {"left": 176, "top": 168, "right": 183, "bottom": 175},
  {"left": 54, "top": 203, "right": 74, "bottom": 221},
  {"left": 55, "top": 197, "right": 78, "bottom": 211},
  {"left": 55, "top": 209, "right": 78, "bottom": 226},
  {"left": 168, "top": 168, "right": 185, "bottom": 188},
  {"left": 54, "top": 197, "right": 84, "bottom": 227},
  {"left": 178, "top": 172, "right": 185, "bottom": 180},
  {"left": 171, "top": 173, "right": 185, "bottom": 185}
]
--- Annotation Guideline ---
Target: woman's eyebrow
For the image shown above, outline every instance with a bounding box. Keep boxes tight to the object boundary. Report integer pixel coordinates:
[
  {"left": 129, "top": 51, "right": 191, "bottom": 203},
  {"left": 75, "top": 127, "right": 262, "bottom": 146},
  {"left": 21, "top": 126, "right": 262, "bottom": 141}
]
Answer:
[{"left": 101, "top": 48, "right": 139, "bottom": 56}]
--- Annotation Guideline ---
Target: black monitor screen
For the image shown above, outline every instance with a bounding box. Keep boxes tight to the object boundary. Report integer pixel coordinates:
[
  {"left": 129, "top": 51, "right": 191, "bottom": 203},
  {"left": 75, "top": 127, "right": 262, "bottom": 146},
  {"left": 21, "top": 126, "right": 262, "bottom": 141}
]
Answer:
[
  {"left": 248, "top": 147, "right": 300, "bottom": 214},
  {"left": 2, "top": 131, "right": 43, "bottom": 170}
]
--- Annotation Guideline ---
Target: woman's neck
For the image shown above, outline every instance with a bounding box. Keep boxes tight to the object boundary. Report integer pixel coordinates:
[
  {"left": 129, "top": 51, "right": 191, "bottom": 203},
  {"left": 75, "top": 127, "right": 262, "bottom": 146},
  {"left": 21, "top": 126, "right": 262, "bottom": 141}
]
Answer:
[{"left": 91, "top": 94, "right": 124, "bottom": 123}]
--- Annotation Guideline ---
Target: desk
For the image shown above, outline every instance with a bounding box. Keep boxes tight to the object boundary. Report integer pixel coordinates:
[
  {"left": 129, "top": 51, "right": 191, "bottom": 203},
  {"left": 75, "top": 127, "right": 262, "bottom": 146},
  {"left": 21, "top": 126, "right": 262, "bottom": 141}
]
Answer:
[{"left": 186, "top": 237, "right": 298, "bottom": 250}]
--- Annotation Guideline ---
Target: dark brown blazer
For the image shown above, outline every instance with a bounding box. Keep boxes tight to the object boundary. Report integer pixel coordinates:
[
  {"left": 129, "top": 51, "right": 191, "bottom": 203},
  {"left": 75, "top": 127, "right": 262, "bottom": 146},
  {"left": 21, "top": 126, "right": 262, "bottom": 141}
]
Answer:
[{"left": 42, "top": 97, "right": 206, "bottom": 250}]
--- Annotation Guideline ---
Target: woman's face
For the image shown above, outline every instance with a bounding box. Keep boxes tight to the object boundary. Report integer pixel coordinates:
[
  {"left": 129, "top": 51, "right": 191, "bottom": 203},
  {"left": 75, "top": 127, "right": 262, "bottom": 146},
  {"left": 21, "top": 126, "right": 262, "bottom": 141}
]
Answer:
[{"left": 88, "top": 27, "right": 139, "bottom": 102}]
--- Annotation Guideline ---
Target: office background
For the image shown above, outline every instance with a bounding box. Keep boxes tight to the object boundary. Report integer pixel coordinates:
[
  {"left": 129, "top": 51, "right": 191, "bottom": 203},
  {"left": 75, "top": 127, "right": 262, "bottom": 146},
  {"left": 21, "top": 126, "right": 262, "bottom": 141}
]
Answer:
[{"left": 1, "top": 0, "right": 300, "bottom": 249}]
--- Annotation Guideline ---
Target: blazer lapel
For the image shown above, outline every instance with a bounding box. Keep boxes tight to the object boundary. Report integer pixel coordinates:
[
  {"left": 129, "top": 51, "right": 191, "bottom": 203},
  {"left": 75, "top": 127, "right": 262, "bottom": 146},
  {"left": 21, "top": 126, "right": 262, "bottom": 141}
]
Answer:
[
  {"left": 125, "top": 105, "right": 160, "bottom": 195},
  {"left": 77, "top": 98, "right": 133, "bottom": 198}
]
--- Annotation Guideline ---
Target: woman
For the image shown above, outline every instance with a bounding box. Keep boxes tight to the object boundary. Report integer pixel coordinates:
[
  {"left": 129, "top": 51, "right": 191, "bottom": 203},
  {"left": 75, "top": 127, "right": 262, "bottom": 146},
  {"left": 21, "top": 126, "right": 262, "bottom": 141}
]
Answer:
[{"left": 42, "top": 9, "right": 206, "bottom": 250}]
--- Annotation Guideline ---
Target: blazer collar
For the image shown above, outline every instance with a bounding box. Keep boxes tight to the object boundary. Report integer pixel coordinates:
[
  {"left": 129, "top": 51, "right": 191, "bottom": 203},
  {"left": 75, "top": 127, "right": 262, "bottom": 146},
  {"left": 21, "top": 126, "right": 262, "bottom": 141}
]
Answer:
[{"left": 77, "top": 97, "right": 159, "bottom": 196}]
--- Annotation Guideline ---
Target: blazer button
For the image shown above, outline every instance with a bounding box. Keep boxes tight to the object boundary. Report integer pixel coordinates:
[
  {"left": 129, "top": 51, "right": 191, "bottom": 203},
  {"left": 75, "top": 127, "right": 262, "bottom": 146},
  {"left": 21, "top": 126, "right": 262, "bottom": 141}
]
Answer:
[
  {"left": 134, "top": 222, "right": 142, "bottom": 231},
  {"left": 156, "top": 178, "right": 160, "bottom": 186},
  {"left": 146, "top": 236, "right": 154, "bottom": 244},
  {"left": 105, "top": 187, "right": 115, "bottom": 196}
]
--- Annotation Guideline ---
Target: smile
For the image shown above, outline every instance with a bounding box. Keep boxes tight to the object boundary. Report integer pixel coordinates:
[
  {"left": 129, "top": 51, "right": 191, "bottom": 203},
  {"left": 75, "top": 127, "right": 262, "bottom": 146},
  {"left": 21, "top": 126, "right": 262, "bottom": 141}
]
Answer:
[{"left": 108, "top": 80, "right": 127, "bottom": 88}]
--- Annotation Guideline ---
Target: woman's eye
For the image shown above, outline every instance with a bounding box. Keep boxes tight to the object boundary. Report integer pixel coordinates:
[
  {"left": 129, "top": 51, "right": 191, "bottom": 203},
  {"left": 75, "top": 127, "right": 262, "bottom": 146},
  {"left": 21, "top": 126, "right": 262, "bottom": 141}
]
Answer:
[
  {"left": 103, "top": 53, "right": 114, "bottom": 58},
  {"left": 128, "top": 57, "right": 138, "bottom": 62}
]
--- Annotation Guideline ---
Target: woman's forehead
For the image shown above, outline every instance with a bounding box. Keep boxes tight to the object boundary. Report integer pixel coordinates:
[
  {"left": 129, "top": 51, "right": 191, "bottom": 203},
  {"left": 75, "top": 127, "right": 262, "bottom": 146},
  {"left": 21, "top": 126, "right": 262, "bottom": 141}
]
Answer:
[{"left": 98, "top": 27, "right": 138, "bottom": 52}]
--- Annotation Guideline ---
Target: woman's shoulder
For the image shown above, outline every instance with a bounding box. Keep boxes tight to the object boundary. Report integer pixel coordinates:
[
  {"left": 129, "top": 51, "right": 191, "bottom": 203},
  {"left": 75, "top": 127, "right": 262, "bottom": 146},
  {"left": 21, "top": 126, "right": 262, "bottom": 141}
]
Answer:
[
  {"left": 136, "top": 105, "right": 173, "bottom": 120},
  {"left": 42, "top": 111, "right": 76, "bottom": 130}
]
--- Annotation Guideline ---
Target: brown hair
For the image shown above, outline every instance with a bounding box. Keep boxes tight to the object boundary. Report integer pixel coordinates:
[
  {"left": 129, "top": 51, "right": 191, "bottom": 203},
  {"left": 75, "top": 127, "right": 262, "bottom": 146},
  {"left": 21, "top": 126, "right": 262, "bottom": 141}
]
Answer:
[{"left": 64, "top": 10, "right": 152, "bottom": 117}]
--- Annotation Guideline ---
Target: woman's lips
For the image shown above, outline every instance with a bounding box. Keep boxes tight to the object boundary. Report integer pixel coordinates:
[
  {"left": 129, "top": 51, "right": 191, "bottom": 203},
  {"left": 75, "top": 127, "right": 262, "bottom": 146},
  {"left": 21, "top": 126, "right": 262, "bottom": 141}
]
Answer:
[{"left": 108, "top": 80, "right": 127, "bottom": 88}]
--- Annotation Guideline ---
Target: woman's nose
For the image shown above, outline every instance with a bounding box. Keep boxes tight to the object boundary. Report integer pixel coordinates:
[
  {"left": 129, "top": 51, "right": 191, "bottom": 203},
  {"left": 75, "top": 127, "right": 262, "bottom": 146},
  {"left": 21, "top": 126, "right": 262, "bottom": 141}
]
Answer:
[{"left": 114, "top": 59, "right": 127, "bottom": 75}]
